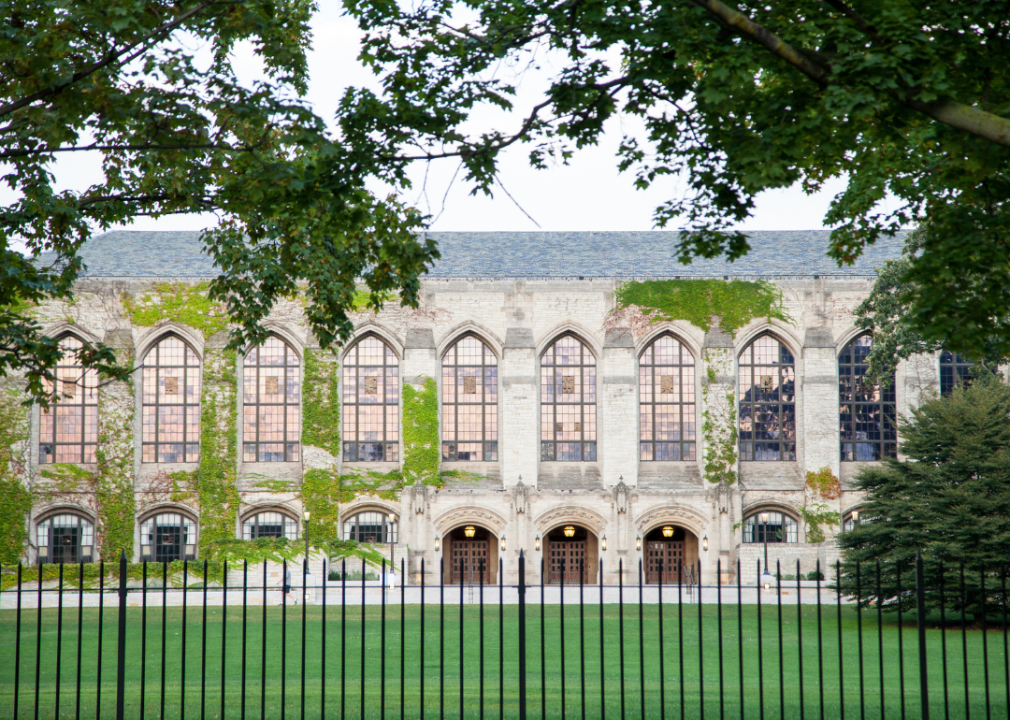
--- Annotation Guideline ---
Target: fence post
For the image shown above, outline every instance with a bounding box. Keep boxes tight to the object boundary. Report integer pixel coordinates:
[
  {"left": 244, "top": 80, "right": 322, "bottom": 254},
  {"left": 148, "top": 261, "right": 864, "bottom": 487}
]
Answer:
[
  {"left": 116, "top": 549, "right": 128, "bottom": 720},
  {"left": 518, "top": 549, "right": 527, "bottom": 720},
  {"left": 916, "top": 552, "right": 930, "bottom": 720}
]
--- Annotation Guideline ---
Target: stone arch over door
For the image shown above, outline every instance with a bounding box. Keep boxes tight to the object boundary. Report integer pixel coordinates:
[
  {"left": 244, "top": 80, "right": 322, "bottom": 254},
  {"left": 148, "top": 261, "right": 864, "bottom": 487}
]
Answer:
[
  {"left": 636, "top": 504, "right": 710, "bottom": 582},
  {"left": 533, "top": 506, "right": 608, "bottom": 585},
  {"left": 433, "top": 507, "right": 507, "bottom": 584}
]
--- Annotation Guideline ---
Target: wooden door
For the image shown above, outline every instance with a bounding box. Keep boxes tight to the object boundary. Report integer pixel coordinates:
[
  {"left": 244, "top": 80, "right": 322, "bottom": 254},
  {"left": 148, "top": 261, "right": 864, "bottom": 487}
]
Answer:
[
  {"left": 451, "top": 539, "right": 489, "bottom": 585},
  {"left": 646, "top": 540, "right": 684, "bottom": 584},
  {"left": 548, "top": 540, "right": 587, "bottom": 584}
]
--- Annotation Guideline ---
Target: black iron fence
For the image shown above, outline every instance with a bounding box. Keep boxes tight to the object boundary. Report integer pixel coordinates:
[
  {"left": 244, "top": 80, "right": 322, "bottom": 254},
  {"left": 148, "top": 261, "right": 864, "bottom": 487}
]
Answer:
[{"left": 1, "top": 553, "right": 1008, "bottom": 720}]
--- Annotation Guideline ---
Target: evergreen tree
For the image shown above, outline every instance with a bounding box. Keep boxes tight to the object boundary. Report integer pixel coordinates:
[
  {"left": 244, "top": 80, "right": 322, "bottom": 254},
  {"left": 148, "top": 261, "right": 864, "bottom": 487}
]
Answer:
[{"left": 839, "top": 376, "right": 1010, "bottom": 619}]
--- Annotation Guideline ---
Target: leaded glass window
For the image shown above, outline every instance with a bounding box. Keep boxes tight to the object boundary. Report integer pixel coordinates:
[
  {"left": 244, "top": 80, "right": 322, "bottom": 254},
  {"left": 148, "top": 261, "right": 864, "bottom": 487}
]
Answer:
[
  {"left": 541, "top": 335, "right": 597, "bottom": 462},
  {"left": 940, "top": 351, "right": 974, "bottom": 397},
  {"left": 37, "top": 513, "right": 94, "bottom": 564},
  {"left": 140, "top": 512, "right": 197, "bottom": 562},
  {"left": 442, "top": 335, "right": 498, "bottom": 462},
  {"left": 243, "top": 336, "right": 301, "bottom": 462},
  {"left": 142, "top": 335, "right": 201, "bottom": 463},
  {"left": 639, "top": 334, "right": 696, "bottom": 461},
  {"left": 738, "top": 334, "right": 796, "bottom": 461},
  {"left": 743, "top": 510, "right": 798, "bottom": 543},
  {"left": 343, "top": 336, "right": 399, "bottom": 462},
  {"left": 39, "top": 335, "right": 98, "bottom": 464},
  {"left": 243, "top": 511, "right": 298, "bottom": 540},
  {"left": 840, "top": 334, "right": 896, "bottom": 461},
  {"left": 343, "top": 511, "right": 398, "bottom": 543}
]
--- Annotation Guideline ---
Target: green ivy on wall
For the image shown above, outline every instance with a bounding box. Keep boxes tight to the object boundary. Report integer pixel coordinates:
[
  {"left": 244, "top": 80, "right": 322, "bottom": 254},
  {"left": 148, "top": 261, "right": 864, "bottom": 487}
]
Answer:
[
  {"left": 402, "top": 376, "right": 440, "bottom": 484},
  {"left": 197, "top": 349, "right": 240, "bottom": 556},
  {"left": 93, "top": 347, "right": 136, "bottom": 559},
  {"left": 0, "top": 386, "right": 32, "bottom": 564},
  {"left": 123, "top": 282, "right": 229, "bottom": 336},
  {"left": 613, "top": 279, "right": 790, "bottom": 335},
  {"left": 800, "top": 503, "right": 841, "bottom": 544},
  {"left": 701, "top": 363, "right": 738, "bottom": 485},
  {"left": 302, "top": 349, "right": 340, "bottom": 457}
]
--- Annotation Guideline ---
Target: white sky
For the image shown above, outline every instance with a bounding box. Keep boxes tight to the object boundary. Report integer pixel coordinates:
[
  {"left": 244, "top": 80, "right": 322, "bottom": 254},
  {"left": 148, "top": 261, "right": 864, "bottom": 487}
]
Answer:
[{"left": 16, "top": 2, "right": 854, "bottom": 238}]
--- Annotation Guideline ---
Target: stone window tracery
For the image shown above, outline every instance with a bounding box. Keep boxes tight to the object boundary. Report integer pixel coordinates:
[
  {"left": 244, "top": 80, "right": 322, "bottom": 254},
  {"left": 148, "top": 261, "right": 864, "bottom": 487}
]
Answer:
[
  {"left": 342, "top": 335, "right": 399, "bottom": 462},
  {"left": 243, "top": 336, "right": 301, "bottom": 462},
  {"left": 639, "top": 334, "right": 696, "bottom": 461},
  {"left": 940, "top": 351, "right": 974, "bottom": 396},
  {"left": 140, "top": 512, "right": 197, "bottom": 562},
  {"left": 343, "top": 511, "right": 398, "bottom": 543},
  {"left": 142, "top": 335, "right": 201, "bottom": 463},
  {"left": 540, "top": 334, "right": 597, "bottom": 462},
  {"left": 839, "top": 334, "right": 896, "bottom": 461},
  {"left": 37, "top": 513, "right": 94, "bottom": 563},
  {"left": 39, "top": 334, "right": 98, "bottom": 464},
  {"left": 442, "top": 334, "right": 498, "bottom": 462},
  {"left": 242, "top": 510, "right": 298, "bottom": 540},
  {"left": 738, "top": 334, "right": 796, "bottom": 461},
  {"left": 743, "top": 509, "right": 798, "bottom": 543}
]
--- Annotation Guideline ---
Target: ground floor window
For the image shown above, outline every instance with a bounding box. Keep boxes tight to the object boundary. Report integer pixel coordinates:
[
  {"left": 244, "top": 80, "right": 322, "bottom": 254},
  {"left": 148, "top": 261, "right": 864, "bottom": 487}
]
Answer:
[
  {"left": 743, "top": 510, "right": 798, "bottom": 543},
  {"left": 141, "top": 512, "right": 197, "bottom": 562},
  {"left": 37, "top": 514, "right": 94, "bottom": 564},
  {"left": 343, "top": 511, "right": 397, "bottom": 544},
  {"left": 243, "top": 511, "right": 298, "bottom": 540}
]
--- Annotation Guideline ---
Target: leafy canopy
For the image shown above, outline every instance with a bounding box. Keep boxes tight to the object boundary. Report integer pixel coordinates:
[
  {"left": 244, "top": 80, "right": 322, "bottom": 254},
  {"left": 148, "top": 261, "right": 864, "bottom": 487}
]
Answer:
[
  {"left": 339, "top": 0, "right": 1010, "bottom": 357},
  {"left": 1, "top": 0, "right": 436, "bottom": 404},
  {"left": 839, "top": 377, "right": 1010, "bottom": 617}
]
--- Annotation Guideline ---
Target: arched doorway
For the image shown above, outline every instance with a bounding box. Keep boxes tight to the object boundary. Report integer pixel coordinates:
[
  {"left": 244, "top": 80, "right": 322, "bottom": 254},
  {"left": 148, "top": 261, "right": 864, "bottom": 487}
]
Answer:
[
  {"left": 443, "top": 525, "right": 498, "bottom": 585},
  {"left": 545, "top": 525, "right": 599, "bottom": 584},
  {"left": 644, "top": 525, "right": 698, "bottom": 584}
]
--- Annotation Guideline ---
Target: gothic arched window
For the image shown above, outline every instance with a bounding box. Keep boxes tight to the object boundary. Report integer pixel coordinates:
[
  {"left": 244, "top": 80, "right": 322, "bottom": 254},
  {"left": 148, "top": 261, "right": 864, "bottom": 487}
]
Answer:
[
  {"left": 738, "top": 334, "right": 796, "bottom": 461},
  {"left": 142, "top": 335, "right": 201, "bottom": 463},
  {"left": 639, "top": 334, "right": 696, "bottom": 461},
  {"left": 940, "top": 351, "right": 974, "bottom": 397},
  {"left": 37, "top": 513, "right": 95, "bottom": 564},
  {"left": 442, "top": 335, "right": 498, "bottom": 462},
  {"left": 39, "top": 334, "right": 98, "bottom": 464},
  {"left": 343, "top": 511, "right": 398, "bottom": 543},
  {"left": 243, "top": 336, "right": 301, "bottom": 462},
  {"left": 140, "top": 512, "right": 197, "bottom": 562},
  {"left": 541, "top": 335, "right": 597, "bottom": 462},
  {"left": 342, "top": 335, "right": 399, "bottom": 462},
  {"left": 242, "top": 511, "right": 298, "bottom": 540},
  {"left": 839, "top": 334, "right": 896, "bottom": 461},
  {"left": 743, "top": 509, "right": 799, "bottom": 543}
]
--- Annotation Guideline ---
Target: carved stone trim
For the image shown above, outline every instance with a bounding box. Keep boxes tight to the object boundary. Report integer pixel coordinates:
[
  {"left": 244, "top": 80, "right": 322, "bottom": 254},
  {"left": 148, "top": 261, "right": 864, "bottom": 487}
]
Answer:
[
  {"left": 634, "top": 504, "right": 711, "bottom": 536},
  {"left": 533, "top": 505, "right": 608, "bottom": 535},
  {"left": 433, "top": 506, "right": 508, "bottom": 535}
]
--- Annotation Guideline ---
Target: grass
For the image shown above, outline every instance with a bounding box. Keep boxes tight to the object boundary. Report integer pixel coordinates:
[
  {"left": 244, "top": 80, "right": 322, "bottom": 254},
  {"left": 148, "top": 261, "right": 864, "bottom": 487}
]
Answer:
[{"left": 1, "top": 599, "right": 1007, "bottom": 719}]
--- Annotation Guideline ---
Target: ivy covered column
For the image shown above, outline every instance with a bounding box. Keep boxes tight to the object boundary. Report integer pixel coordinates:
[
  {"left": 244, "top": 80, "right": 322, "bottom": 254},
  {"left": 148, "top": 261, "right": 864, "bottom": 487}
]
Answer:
[
  {"left": 0, "top": 381, "right": 32, "bottom": 564},
  {"left": 197, "top": 336, "right": 240, "bottom": 554},
  {"left": 701, "top": 323, "right": 739, "bottom": 577},
  {"left": 403, "top": 328, "right": 440, "bottom": 572}
]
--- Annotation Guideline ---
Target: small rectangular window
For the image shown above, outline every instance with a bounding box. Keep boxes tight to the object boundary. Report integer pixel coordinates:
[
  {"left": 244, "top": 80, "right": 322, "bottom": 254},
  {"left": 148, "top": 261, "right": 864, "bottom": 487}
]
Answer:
[
  {"left": 660, "top": 375, "right": 675, "bottom": 395},
  {"left": 463, "top": 376, "right": 477, "bottom": 395},
  {"left": 62, "top": 379, "right": 77, "bottom": 398},
  {"left": 364, "top": 377, "right": 378, "bottom": 395},
  {"left": 561, "top": 376, "right": 575, "bottom": 394},
  {"left": 265, "top": 376, "right": 279, "bottom": 395},
  {"left": 760, "top": 375, "right": 773, "bottom": 391},
  {"left": 164, "top": 377, "right": 178, "bottom": 395}
]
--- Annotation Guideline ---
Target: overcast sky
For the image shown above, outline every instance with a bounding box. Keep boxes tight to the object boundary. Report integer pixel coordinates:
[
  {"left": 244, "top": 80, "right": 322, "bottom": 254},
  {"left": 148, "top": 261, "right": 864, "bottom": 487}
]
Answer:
[{"left": 25, "top": 3, "right": 858, "bottom": 238}]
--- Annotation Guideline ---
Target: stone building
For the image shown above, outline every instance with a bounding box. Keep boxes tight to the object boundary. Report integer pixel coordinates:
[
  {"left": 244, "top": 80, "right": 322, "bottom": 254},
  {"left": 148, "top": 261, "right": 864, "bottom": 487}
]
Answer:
[{"left": 8, "top": 229, "right": 954, "bottom": 586}]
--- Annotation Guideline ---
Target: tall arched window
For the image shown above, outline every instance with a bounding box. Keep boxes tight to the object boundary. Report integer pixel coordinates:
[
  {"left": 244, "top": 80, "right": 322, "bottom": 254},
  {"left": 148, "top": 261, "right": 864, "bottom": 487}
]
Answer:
[
  {"left": 142, "top": 335, "right": 200, "bottom": 463},
  {"left": 343, "top": 335, "right": 399, "bottom": 462},
  {"left": 743, "top": 509, "right": 798, "bottom": 543},
  {"left": 37, "top": 513, "right": 94, "bottom": 563},
  {"left": 39, "top": 335, "right": 98, "bottom": 464},
  {"left": 442, "top": 335, "right": 498, "bottom": 462},
  {"left": 243, "top": 511, "right": 298, "bottom": 540},
  {"left": 343, "top": 511, "right": 398, "bottom": 543},
  {"left": 639, "top": 334, "right": 696, "bottom": 461},
  {"left": 243, "top": 336, "right": 301, "bottom": 462},
  {"left": 940, "top": 351, "right": 974, "bottom": 397},
  {"left": 738, "top": 334, "right": 796, "bottom": 461},
  {"left": 839, "top": 334, "right": 896, "bottom": 461},
  {"left": 541, "top": 335, "right": 597, "bottom": 462},
  {"left": 140, "top": 512, "right": 197, "bottom": 562}
]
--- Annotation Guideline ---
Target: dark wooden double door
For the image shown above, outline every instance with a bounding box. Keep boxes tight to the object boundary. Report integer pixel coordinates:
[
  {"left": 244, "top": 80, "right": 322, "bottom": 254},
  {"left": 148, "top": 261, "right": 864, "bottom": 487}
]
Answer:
[
  {"left": 646, "top": 540, "right": 684, "bottom": 584},
  {"left": 548, "top": 540, "right": 587, "bottom": 584},
  {"left": 450, "top": 538, "right": 490, "bottom": 585}
]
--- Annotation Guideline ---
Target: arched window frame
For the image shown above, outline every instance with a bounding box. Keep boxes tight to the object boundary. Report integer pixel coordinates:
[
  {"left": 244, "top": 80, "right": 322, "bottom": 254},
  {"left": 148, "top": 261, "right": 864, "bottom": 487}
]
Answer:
[
  {"left": 742, "top": 509, "right": 799, "bottom": 543},
  {"left": 343, "top": 510, "right": 398, "bottom": 543},
  {"left": 441, "top": 334, "right": 498, "bottom": 462},
  {"left": 36, "top": 512, "right": 95, "bottom": 563},
  {"left": 738, "top": 333, "right": 796, "bottom": 462},
  {"left": 540, "top": 334, "right": 597, "bottom": 462},
  {"left": 638, "top": 333, "right": 696, "bottom": 461},
  {"left": 242, "top": 510, "right": 299, "bottom": 540},
  {"left": 243, "top": 335, "right": 301, "bottom": 463},
  {"left": 142, "top": 334, "right": 201, "bottom": 463},
  {"left": 140, "top": 511, "right": 198, "bottom": 562},
  {"left": 342, "top": 334, "right": 400, "bottom": 462},
  {"left": 940, "top": 351, "right": 975, "bottom": 397},
  {"left": 839, "top": 334, "right": 896, "bottom": 462},
  {"left": 39, "top": 334, "right": 99, "bottom": 464}
]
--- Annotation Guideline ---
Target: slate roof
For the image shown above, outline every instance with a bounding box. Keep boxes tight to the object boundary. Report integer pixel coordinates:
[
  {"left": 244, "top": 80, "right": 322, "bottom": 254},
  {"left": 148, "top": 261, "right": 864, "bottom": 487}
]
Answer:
[{"left": 65, "top": 229, "right": 905, "bottom": 279}]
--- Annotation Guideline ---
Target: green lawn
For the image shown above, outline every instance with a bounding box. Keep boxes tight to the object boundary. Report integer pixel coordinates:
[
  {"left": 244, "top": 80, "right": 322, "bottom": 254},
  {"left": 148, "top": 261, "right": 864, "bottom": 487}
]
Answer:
[{"left": 1, "top": 600, "right": 1006, "bottom": 719}]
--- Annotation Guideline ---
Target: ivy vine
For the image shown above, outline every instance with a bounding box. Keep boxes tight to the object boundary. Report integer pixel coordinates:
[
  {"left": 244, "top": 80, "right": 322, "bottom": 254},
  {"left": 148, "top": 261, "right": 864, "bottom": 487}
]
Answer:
[
  {"left": 800, "top": 503, "right": 841, "bottom": 544},
  {"left": 701, "top": 362, "right": 738, "bottom": 484},
  {"left": 123, "top": 282, "right": 229, "bottom": 336},
  {"left": 402, "top": 376, "right": 441, "bottom": 484},
  {"left": 805, "top": 467, "right": 841, "bottom": 499},
  {"left": 196, "top": 349, "right": 240, "bottom": 556},
  {"left": 0, "top": 386, "right": 31, "bottom": 564},
  {"left": 302, "top": 348, "right": 340, "bottom": 456}
]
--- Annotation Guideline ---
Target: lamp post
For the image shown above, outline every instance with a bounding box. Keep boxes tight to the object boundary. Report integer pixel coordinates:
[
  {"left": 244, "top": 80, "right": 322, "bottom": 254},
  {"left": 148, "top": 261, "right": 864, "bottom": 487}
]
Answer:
[
  {"left": 303, "top": 510, "right": 310, "bottom": 559},
  {"left": 760, "top": 511, "right": 774, "bottom": 592}
]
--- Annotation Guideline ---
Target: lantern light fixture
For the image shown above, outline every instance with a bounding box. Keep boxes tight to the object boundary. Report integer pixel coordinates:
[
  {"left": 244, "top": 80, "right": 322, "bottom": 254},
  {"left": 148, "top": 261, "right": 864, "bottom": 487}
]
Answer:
[
  {"left": 303, "top": 510, "right": 310, "bottom": 521},
  {"left": 662, "top": 525, "right": 674, "bottom": 538},
  {"left": 760, "top": 510, "right": 769, "bottom": 524},
  {"left": 702, "top": 535, "right": 709, "bottom": 552},
  {"left": 564, "top": 525, "right": 576, "bottom": 538},
  {"left": 851, "top": 509, "right": 860, "bottom": 524},
  {"left": 535, "top": 535, "right": 541, "bottom": 552},
  {"left": 601, "top": 535, "right": 607, "bottom": 551},
  {"left": 434, "top": 535, "right": 440, "bottom": 552},
  {"left": 500, "top": 535, "right": 506, "bottom": 553},
  {"left": 636, "top": 536, "right": 642, "bottom": 552},
  {"left": 464, "top": 525, "right": 476, "bottom": 538}
]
